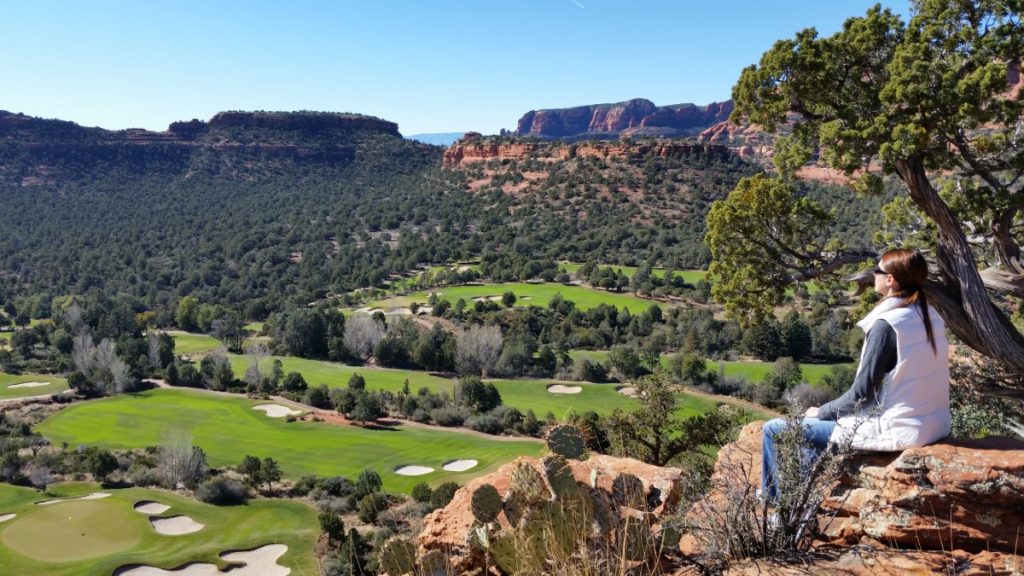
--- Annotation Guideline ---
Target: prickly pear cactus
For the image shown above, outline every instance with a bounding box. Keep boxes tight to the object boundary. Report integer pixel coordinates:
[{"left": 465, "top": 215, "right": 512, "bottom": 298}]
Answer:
[
  {"left": 583, "top": 485, "right": 615, "bottom": 536},
  {"left": 471, "top": 483, "right": 502, "bottom": 524},
  {"left": 612, "top": 472, "right": 647, "bottom": 509},
  {"left": 504, "top": 461, "right": 549, "bottom": 526},
  {"left": 621, "top": 513, "right": 654, "bottom": 562},
  {"left": 542, "top": 454, "right": 579, "bottom": 501},
  {"left": 416, "top": 550, "right": 451, "bottom": 576},
  {"left": 545, "top": 423, "right": 587, "bottom": 460},
  {"left": 378, "top": 537, "right": 416, "bottom": 576}
]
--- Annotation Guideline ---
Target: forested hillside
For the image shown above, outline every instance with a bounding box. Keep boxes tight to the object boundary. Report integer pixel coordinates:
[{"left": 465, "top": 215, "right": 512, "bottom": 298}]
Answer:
[{"left": 0, "top": 110, "right": 885, "bottom": 323}]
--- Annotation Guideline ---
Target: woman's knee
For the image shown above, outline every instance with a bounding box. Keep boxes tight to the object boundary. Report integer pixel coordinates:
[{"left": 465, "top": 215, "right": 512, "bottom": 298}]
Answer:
[{"left": 763, "top": 418, "right": 786, "bottom": 438}]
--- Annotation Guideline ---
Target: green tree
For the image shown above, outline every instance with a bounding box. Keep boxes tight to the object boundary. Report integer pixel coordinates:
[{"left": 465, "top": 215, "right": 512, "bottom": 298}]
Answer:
[
  {"left": 260, "top": 457, "right": 282, "bottom": 492},
  {"left": 238, "top": 455, "right": 262, "bottom": 484},
  {"left": 715, "top": 1, "right": 1024, "bottom": 391},
  {"left": 319, "top": 512, "right": 345, "bottom": 545},
  {"left": 779, "top": 311, "right": 813, "bottom": 361},
  {"left": 607, "top": 374, "right": 738, "bottom": 466}
]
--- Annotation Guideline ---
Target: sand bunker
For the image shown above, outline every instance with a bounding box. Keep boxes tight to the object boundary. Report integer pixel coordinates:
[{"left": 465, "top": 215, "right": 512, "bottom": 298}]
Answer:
[
  {"left": 617, "top": 386, "right": 638, "bottom": 397},
  {"left": 134, "top": 501, "right": 171, "bottom": 515},
  {"left": 6, "top": 381, "right": 50, "bottom": 389},
  {"left": 252, "top": 404, "right": 302, "bottom": 418},
  {"left": 117, "top": 544, "right": 290, "bottom": 576},
  {"left": 442, "top": 459, "right": 478, "bottom": 472},
  {"left": 37, "top": 492, "right": 111, "bottom": 506},
  {"left": 0, "top": 513, "right": 15, "bottom": 523},
  {"left": 547, "top": 384, "right": 583, "bottom": 394},
  {"left": 520, "top": 296, "right": 533, "bottom": 300},
  {"left": 394, "top": 465, "right": 434, "bottom": 476},
  {"left": 151, "top": 515, "right": 204, "bottom": 535}
]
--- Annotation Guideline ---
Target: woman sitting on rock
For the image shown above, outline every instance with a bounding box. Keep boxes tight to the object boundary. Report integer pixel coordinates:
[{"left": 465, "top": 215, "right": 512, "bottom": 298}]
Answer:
[{"left": 761, "top": 248, "right": 951, "bottom": 501}]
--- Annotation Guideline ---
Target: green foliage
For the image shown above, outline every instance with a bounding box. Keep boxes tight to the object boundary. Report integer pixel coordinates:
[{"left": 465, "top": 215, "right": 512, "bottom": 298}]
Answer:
[{"left": 545, "top": 424, "right": 588, "bottom": 460}]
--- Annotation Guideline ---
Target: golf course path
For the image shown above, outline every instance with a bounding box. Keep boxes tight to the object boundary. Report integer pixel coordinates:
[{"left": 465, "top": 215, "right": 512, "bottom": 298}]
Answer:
[{"left": 0, "top": 393, "right": 58, "bottom": 406}]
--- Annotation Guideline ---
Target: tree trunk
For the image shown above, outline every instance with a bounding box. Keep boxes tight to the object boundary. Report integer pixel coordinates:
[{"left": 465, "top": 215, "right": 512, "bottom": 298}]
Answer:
[{"left": 895, "top": 158, "right": 1024, "bottom": 393}]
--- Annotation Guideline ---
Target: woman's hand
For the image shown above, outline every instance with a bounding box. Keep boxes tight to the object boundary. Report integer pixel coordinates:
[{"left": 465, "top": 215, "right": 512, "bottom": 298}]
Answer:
[{"left": 804, "top": 406, "right": 820, "bottom": 418}]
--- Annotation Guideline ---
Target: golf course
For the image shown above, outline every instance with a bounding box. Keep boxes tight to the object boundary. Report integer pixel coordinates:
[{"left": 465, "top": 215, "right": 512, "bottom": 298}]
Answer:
[
  {"left": 0, "top": 481, "right": 319, "bottom": 576},
  {"left": 36, "top": 388, "right": 545, "bottom": 493},
  {"left": 0, "top": 372, "right": 68, "bottom": 400},
  {"left": 358, "top": 281, "right": 666, "bottom": 312}
]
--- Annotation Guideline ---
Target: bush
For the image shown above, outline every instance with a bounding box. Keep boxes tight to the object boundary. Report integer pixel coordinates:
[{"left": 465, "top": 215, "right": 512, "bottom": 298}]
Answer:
[
  {"left": 465, "top": 414, "right": 503, "bottom": 435},
  {"left": 411, "top": 482, "right": 433, "bottom": 503},
  {"left": 195, "top": 476, "right": 248, "bottom": 505},
  {"left": 429, "top": 406, "right": 467, "bottom": 427},
  {"left": 357, "top": 492, "right": 390, "bottom": 524},
  {"left": 322, "top": 476, "right": 355, "bottom": 497},
  {"left": 430, "top": 481, "right": 459, "bottom": 509}
]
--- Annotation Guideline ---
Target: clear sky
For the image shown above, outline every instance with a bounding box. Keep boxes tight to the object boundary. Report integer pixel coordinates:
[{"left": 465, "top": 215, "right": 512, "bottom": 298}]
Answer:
[{"left": 2, "top": 0, "right": 910, "bottom": 136}]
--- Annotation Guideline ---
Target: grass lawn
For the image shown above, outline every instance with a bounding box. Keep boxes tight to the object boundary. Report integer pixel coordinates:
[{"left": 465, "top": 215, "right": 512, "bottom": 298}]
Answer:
[
  {"left": 0, "top": 373, "right": 68, "bottom": 400},
  {"left": 566, "top": 350, "right": 850, "bottom": 386},
  {"left": 558, "top": 262, "right": 708, "bottom": 285},
  {"left": 359, "top": 282, "right": 665, "bottom": 312},
  {"left": 166, "top": 331, "right": 223, "bottom": 355},
  {"left": 36, "top": 389, "right": 544, "bottom": 494},
  {"left": 0, "top": 331, "right": 11, "bottom": 342},
  {"left": 0, "top": 482, "right": 319, "bottom": 576},
  {"left": 224, "top": 354, "right": 752, "bottom": 420},
  {"left": 243, "top": 321, "right": 265, "bottom": 333}
]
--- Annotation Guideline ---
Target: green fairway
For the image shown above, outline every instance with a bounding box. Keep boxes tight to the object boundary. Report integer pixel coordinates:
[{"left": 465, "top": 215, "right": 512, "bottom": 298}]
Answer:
[
  {"left": 558, "top": 262, "right": 708, "bottom": 285},
  {"left": 166, "top": 331, "right": 222, "bottom": 355},
  {"left": 0, "top": 482, "right": 319, "bottom": 576},
  {"left": 360, "top": 282, "right": 665, "bottom": 312},
  {"left": 36, "top": 389, "right": 544, "bottom": 493},
  {"left": 566, "top": 350, "right": 850, "bottom": 386},
  {"left": 0, "top": 373, "right": 68, "bottom": 400},
  {"left": 226, "top": 354, "right": 454, "bottom": 393},
  {"left": 488, "top": 379, "right": 720, "bottom": 419},
  {"left": 0, "top": 331, "right": 11, "bottom": 342},
  {"left": 243, "top": 321, "right": 265, "bottom": 333}
]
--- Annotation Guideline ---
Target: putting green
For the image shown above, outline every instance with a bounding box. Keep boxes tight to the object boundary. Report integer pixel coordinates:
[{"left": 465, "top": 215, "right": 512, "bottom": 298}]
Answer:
[
  {"left": 558, "top": 262, "right": 708, "bottom": 284},
  {"left": 0, "top": 482, "right": 320, "bottom": 576},
  {"left": 164, "top": 331, "right": 222, "bottom": 355},
  {"left": 37, "top": 389, "right": 544, "bottom": 493},
  {"left": 0, "top": 372, "right": 69, "bottom": 400},
  {"left": 360, "top": 282, "right": 665, "bottom": 312},
  {"left": 1, "top": 499, "right": 144, "bottom": 562}
]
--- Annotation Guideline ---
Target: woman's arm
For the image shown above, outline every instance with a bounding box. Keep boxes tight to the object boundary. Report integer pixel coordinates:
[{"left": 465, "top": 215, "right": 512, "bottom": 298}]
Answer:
[{"left": 816, "top": 320, "right": 896, "bottom": 420}]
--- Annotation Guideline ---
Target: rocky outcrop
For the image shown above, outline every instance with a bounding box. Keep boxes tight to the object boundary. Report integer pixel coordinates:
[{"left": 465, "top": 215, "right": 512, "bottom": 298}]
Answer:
[
  {"left": 693, "top": 421, "right": 1024, "bottom": 574},
  {"left": 515, "top": 98, "right": 732, "bottom": 141},
  {"left": 417, "top": 454, "right": 682, "bottom": 574},
  {"left": 442, "top": 133, "right": 730, "bottom": 168}
]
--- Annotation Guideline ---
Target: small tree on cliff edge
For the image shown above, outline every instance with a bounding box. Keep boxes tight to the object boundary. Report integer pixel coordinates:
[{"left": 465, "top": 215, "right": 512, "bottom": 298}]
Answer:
[{"left": 707, "top": 1, "right": 1024, "bottom": 398}]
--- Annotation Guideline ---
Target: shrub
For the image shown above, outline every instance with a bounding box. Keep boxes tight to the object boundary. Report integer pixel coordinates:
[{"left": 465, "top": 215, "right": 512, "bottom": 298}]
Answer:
[
  {"left": 465, "top": 414, "right": 502, "bottom": 435},
  {"left": 430, "top": 481, "right": 459, "bottom": 509},
  {"left": 411, "top": 482, "right": 432, "bottom": 503},
  {"left": 357, "top": 492, "right": 390, "bottom": 524},
  {"left": 429, "top": 406, "right": 467, "bottom": 427},
  {"left": 195, "top": 476, "right": 248, "bottom": 505}
]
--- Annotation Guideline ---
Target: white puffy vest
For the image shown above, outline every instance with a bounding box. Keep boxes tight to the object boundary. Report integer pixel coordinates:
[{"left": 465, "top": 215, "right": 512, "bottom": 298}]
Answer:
[{"left": 831, "top": 299, "right": 951, "bottom": 451}]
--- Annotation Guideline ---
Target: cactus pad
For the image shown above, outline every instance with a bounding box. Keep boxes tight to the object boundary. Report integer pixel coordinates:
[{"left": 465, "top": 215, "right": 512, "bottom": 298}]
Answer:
[
  {"left": 546, "top": 424, "right": 587, "bottom": 460},
  {"left": 471, "top": 483, "right": 502, "bottom": 524},
  {"left": 378, "top": 537, "right": 416, "bottom": 576}
]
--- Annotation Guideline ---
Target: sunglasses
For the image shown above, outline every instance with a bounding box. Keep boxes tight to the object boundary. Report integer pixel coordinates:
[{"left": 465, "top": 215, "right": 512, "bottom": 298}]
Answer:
[{"left": 873, "top": 266, "right": 890, "bottom": 276}]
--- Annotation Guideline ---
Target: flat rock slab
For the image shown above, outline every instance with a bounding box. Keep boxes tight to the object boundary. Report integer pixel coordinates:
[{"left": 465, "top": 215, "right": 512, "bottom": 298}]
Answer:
[{"left": 150, "top": 515, "right": 204, "bottom": 535}]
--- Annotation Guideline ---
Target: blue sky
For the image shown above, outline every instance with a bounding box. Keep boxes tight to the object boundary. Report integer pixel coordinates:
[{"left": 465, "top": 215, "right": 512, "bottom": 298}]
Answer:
[{"left": 2, "top": 1, "right": 909, "bottom": 136}]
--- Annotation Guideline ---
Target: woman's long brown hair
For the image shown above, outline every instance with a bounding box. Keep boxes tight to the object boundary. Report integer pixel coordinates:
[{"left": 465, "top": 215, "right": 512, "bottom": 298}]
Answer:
[{"left": 880, "top": 249, "right": 937, "bottom": 354}]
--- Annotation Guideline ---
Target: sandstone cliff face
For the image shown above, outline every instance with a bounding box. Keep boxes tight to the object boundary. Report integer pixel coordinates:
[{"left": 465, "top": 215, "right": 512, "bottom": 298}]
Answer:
[
  {"left": 442, "top": 133, "right": 730, "bottom": 169},
  {"left": 515, "top": 98, "right": 732, "bottom": 140},
  {"left": 687, "top": 422, "right": 1024, "bottom": 575}
]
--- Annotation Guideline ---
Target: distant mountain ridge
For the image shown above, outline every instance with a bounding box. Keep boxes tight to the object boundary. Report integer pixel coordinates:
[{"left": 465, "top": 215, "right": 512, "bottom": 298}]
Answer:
[{"left": 514, "top": 98, "right": 732, "bottom": 141}]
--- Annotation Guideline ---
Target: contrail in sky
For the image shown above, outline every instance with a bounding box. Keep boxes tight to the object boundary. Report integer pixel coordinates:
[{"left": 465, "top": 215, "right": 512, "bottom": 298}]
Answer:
[{"left": 567, "top": 0, "right": 585, "bottom": 8}]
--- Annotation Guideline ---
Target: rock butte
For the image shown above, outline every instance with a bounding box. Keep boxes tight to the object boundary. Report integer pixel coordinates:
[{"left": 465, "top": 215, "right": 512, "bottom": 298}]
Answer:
[
  {"left": 117, "top": 544, "right": 290, "bottom": 576},
  {"left": 150, "top": 515, "right": 204, "bottom": 536},
  {"left": 547, "top": 384, "right": 583, "bottom": 394},
  {"left": 7, "top": 381, "right": 51, "bottom": 388},
  {"left": 394, "top": 465, "right": 434, "bottom": 476},
  {"left": 441, "top": 459, "right": 478, "bottom": 472},
  {"left": 252, "top": 404, "right": 301, "bottom": 418},
  {"left": 134, "top": 501, "right": 171, "bottom": 515}
]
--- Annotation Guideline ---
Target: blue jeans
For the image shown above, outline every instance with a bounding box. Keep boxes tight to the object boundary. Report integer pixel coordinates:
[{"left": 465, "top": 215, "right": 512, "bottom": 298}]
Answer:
[{"left": 761, "top": 417, "right": 837, "bottom": 502}]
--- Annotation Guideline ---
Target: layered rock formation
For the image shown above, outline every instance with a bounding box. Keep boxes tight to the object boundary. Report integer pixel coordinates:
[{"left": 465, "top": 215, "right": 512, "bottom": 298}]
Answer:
[
  {"left": 515, "top": 98, "right": 732, "bottom": 141},
  {"left": 687, "top": 422, "right": 1024, "bottom": 575},
  {"left": 442, "top": 132, "right": 730, "bottom": 169}
]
